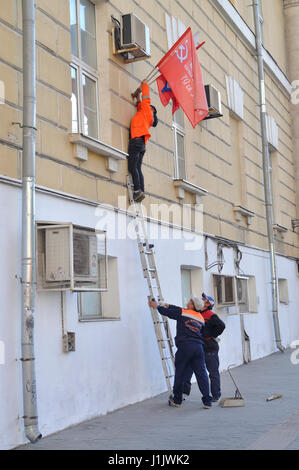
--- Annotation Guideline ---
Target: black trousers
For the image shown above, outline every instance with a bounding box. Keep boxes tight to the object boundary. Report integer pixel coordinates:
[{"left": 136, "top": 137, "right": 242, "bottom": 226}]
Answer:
[{"left": 128, "top": 137, "right": 146, "bottom": 192}]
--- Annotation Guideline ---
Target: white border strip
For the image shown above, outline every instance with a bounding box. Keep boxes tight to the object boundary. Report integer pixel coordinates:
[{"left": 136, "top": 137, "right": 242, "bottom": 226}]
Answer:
[
  {"left": 209, "top": 0, "right": 292, "bottom": 96},
  {"left": 1, "top": 174, "right": 298, "bottom": 261}
]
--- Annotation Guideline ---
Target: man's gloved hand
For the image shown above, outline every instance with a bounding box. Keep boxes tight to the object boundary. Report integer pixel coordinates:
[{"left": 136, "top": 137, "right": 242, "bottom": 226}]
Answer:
[
  {"left": 149, "top": 299, "right": 169, "bottom": 309},
  {"left": 131, "top": 86, "right": 142, "bottom": 99},
  {"left": 149, "top": 299, "right": 158, "bottom": 309}
]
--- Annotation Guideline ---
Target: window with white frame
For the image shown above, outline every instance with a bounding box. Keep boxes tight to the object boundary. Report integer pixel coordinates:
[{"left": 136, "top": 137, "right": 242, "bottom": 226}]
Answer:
[
  {"left": 70, "top": 0, "right": 99, "bottom": 139},
  {"left": 278, "top": 279, "right": 289, "bottom": 305},
  {"left": 214, "top": 275, "right": 234, "bottom": 306},
  {"left": 213, "top": 274, "right": 258, "bottom": 314},
  {"left": 181, "top": 268, "right": 192, "bottom": 308},
  {"left": 78, "top": 256, "right": 120, "bottom": 320},
  {"left": 173, "top": 108, "right": 186, "bottom": 179},
  {"left": 181, "top": 266, "right": 203, "bottom": 308}
]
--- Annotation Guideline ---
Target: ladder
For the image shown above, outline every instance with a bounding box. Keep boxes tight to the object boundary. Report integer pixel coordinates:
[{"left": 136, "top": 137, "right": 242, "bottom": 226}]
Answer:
[{"left": 127, "top": 177, "right": 175, "bottom": 394}]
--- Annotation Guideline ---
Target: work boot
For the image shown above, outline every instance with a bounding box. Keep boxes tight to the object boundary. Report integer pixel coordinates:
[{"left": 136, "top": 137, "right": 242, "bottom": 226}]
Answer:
[
  {"left": 134, "top": 191, "right": 145, "bottom": 203},
  {"left": 168, "top": 395, "right": 181, "bottom": 407},
  {"left": 133, "top": 190, "right": 143, "bottom": 202},
  {"left": 212, "top": 396, "right": 221, "bottom": 403}
]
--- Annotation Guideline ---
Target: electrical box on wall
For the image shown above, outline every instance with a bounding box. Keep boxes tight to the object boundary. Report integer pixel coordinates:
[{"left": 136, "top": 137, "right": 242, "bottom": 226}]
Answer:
[
  {"left": 36, "top": 222, "right": 107, "bottom": 292},
  {"left": 112, "top": 13, "right": 151, "bottom": 63},
  {"left": 63, "top": 332, "right": 76, "bottom": 353}
]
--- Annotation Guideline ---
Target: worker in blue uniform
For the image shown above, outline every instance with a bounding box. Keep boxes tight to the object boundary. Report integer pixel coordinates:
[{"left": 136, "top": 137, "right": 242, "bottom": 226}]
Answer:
[{"left": 149, "top": 296, "right": 212, "bottom": 408}]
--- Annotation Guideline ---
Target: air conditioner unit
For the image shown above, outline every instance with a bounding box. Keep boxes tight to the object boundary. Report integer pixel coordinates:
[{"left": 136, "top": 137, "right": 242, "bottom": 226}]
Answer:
[
  {"left": 204, "top": 85, "right": 223, "bottom": 120},
  {"left": 111, "top": 14, "right": 150, "bottom": 63},
  {"left": 45, "top": 227, "right": 98, "bottom": 284},
  {"left": 122, "top": 14, "right": 150, "bottom": 58},
  {"left": 37, "top": 223, "right": 107, "bottom": 292}
]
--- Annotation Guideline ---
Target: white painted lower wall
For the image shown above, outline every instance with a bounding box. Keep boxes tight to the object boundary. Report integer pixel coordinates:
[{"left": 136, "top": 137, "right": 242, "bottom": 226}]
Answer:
[{"left": 0, "top": 181, "right": 299, "bottom": 449}]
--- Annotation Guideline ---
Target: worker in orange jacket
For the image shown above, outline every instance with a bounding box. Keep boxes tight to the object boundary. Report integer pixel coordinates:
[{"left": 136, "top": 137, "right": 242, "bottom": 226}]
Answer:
[{"left": 128, "top": 82, "right": 158, "bottom": 202}]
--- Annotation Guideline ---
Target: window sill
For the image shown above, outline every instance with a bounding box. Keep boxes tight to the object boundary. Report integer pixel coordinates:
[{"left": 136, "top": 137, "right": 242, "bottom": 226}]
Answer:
[
  {"left": 79, "top": 317, "right": 121, "bottom": 322},
  {"left": 69, "top": 133, "right": 128, "bottom": 173},
  {"left": 233, "top": 205, "right": 255, "bottom": 226},
  {"left": 173, "top": 179, "right": 208, "bottom": 204},
  {"left": 273, "top": 223, "right": 288, "bottom": 239}
]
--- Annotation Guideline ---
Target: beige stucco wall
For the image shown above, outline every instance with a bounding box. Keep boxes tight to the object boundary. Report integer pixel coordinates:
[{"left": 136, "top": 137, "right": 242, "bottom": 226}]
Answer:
[
  {"left": 231, "top": 0, "right": 287, "bottom": 74},
  {"left": 0, "top": 0, "right": 298, "bottom": 257},
  {"left": 284, "top": 0, "right": 299, "bottom": 221}
]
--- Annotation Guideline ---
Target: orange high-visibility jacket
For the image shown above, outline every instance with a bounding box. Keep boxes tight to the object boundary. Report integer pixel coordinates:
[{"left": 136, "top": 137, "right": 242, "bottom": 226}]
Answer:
[{"left": 130, "top": 82, "right": 153, "bottom": 144}]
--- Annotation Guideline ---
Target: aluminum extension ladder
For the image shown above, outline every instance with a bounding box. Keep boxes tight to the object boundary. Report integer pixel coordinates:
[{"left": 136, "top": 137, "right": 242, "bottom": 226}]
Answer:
[{"left": 127, "top": 176, "right": 175, "bottom": 394}]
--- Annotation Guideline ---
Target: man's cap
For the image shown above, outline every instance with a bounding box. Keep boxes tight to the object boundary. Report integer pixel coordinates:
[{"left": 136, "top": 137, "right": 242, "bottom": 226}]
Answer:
[
  {"left": 202, "top": 292, "right": 215, "bottom": 308},
  {"left": 191, "top": 294, "right": 204, "bottom": 312}
]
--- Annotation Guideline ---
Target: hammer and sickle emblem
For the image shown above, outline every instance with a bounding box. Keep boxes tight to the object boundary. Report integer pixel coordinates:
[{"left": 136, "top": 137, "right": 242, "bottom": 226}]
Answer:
[{"left": 175, "top": 40, "right": 189, "bottom": 63}]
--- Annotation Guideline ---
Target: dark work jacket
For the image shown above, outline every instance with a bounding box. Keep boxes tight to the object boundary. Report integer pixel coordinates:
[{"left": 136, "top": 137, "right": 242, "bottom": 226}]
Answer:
[
  {"left": 201, "top": 308, "right": 226, "bottom": 352},
  {"left": 157, "top": 304, "right": 205, "bottom": 348}
]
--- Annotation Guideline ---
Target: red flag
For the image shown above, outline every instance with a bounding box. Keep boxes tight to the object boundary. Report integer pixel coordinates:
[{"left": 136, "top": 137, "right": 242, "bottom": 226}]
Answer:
[
  {"left": 157, "top": 27, "right": 208, "bottom": 128},
  {"left": 156, "top": 74, "right": 180, "bottom": 115}
]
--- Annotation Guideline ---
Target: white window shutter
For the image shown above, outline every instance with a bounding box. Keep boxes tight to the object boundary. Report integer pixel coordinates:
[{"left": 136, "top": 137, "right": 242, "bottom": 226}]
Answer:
[
  {"left": 266, "top": 114, "right": 278, "bottom": 152},
  {"left": 226, "top": 76, "right": 244, "bottom": 120},
  {"left": 165, "top": 13, "right": 186, "bottom": 49}
]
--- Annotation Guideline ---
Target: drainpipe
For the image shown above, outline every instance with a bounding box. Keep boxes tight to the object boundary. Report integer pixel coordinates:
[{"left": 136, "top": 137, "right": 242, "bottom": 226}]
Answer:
[
  {"left": 252, "top": 0, "right": 284, "bottom": 353},
  {"left": 21, "top": 0, "right": 42, "bottom": 442}
]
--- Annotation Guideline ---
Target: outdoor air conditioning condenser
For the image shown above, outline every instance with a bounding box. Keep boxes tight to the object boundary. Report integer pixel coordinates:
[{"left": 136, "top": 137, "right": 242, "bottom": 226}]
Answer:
[
  {"left": 204, "top": 85, "right": 223, "bottom": 120},
  {"left": 121, "top": 13, "right": 151, "bottom": 59}
]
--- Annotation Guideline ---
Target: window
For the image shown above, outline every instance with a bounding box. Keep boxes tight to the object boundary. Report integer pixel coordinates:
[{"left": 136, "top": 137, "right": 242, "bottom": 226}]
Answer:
[
  {"left": 278, "top": 279, "right": 289, "bottom": 305},
  {"left": 181, "top": 269, "right": 192, "bottom": 308},
  {"left": 173, "top": 109, "right": 186, "bottom": 179},
  {"left": 214, "top": 275, "right": 234, "bottom": 305},
  {"left": 165, "top": 13, "right": 186, "bottom": 49},
  {"left": 181, "top": 266, "right": 203, "bottom": 308},
  {"left": 213, "top": 274, "right": 258, "bottom": 314},
  {"left": 70, "top": 0, "right": 99, "bottom": 139},
  {"left": 78, "top": 257, "right": 120, "bottom": 320}
]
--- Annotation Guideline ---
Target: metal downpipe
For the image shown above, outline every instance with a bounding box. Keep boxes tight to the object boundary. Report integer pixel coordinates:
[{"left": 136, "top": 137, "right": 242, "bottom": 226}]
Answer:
[
  {"left": 21, "top": 0, "right": 42, "bottom": 442},
  {"left": 252, "top": 0, "right": 284, "bottom": 353}
]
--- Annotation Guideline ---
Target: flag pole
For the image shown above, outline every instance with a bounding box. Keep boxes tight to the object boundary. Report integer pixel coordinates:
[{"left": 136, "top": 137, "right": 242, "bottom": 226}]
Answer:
[
  {"left": 143, "top": 66, "right": 159, "bottom": 84},
  {"left": 148, "top": 71, "right": 161, "bottom": 86},
  {"left": 196, "top": 41, "right": 205, "bottom": 50}
]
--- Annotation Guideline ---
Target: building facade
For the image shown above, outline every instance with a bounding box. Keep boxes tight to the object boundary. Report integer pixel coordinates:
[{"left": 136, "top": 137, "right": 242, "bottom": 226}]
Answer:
[{"left": 0, "top": 0, "right": 299, "bottom": 449}]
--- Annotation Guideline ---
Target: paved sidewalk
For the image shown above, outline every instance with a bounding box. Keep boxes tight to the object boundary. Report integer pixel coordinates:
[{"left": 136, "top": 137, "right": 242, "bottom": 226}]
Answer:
[{"left": 18, "top": 349, "right": 299, "bottom": 450}]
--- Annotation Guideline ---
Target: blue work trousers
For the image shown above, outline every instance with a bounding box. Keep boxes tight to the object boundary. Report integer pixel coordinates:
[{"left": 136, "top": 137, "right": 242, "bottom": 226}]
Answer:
[
  {"left": 183, "top": 350, "right": 221, "bottom": 400},
  {"left": 173, "top": 342, "right": 212, "bottom": 406}
]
